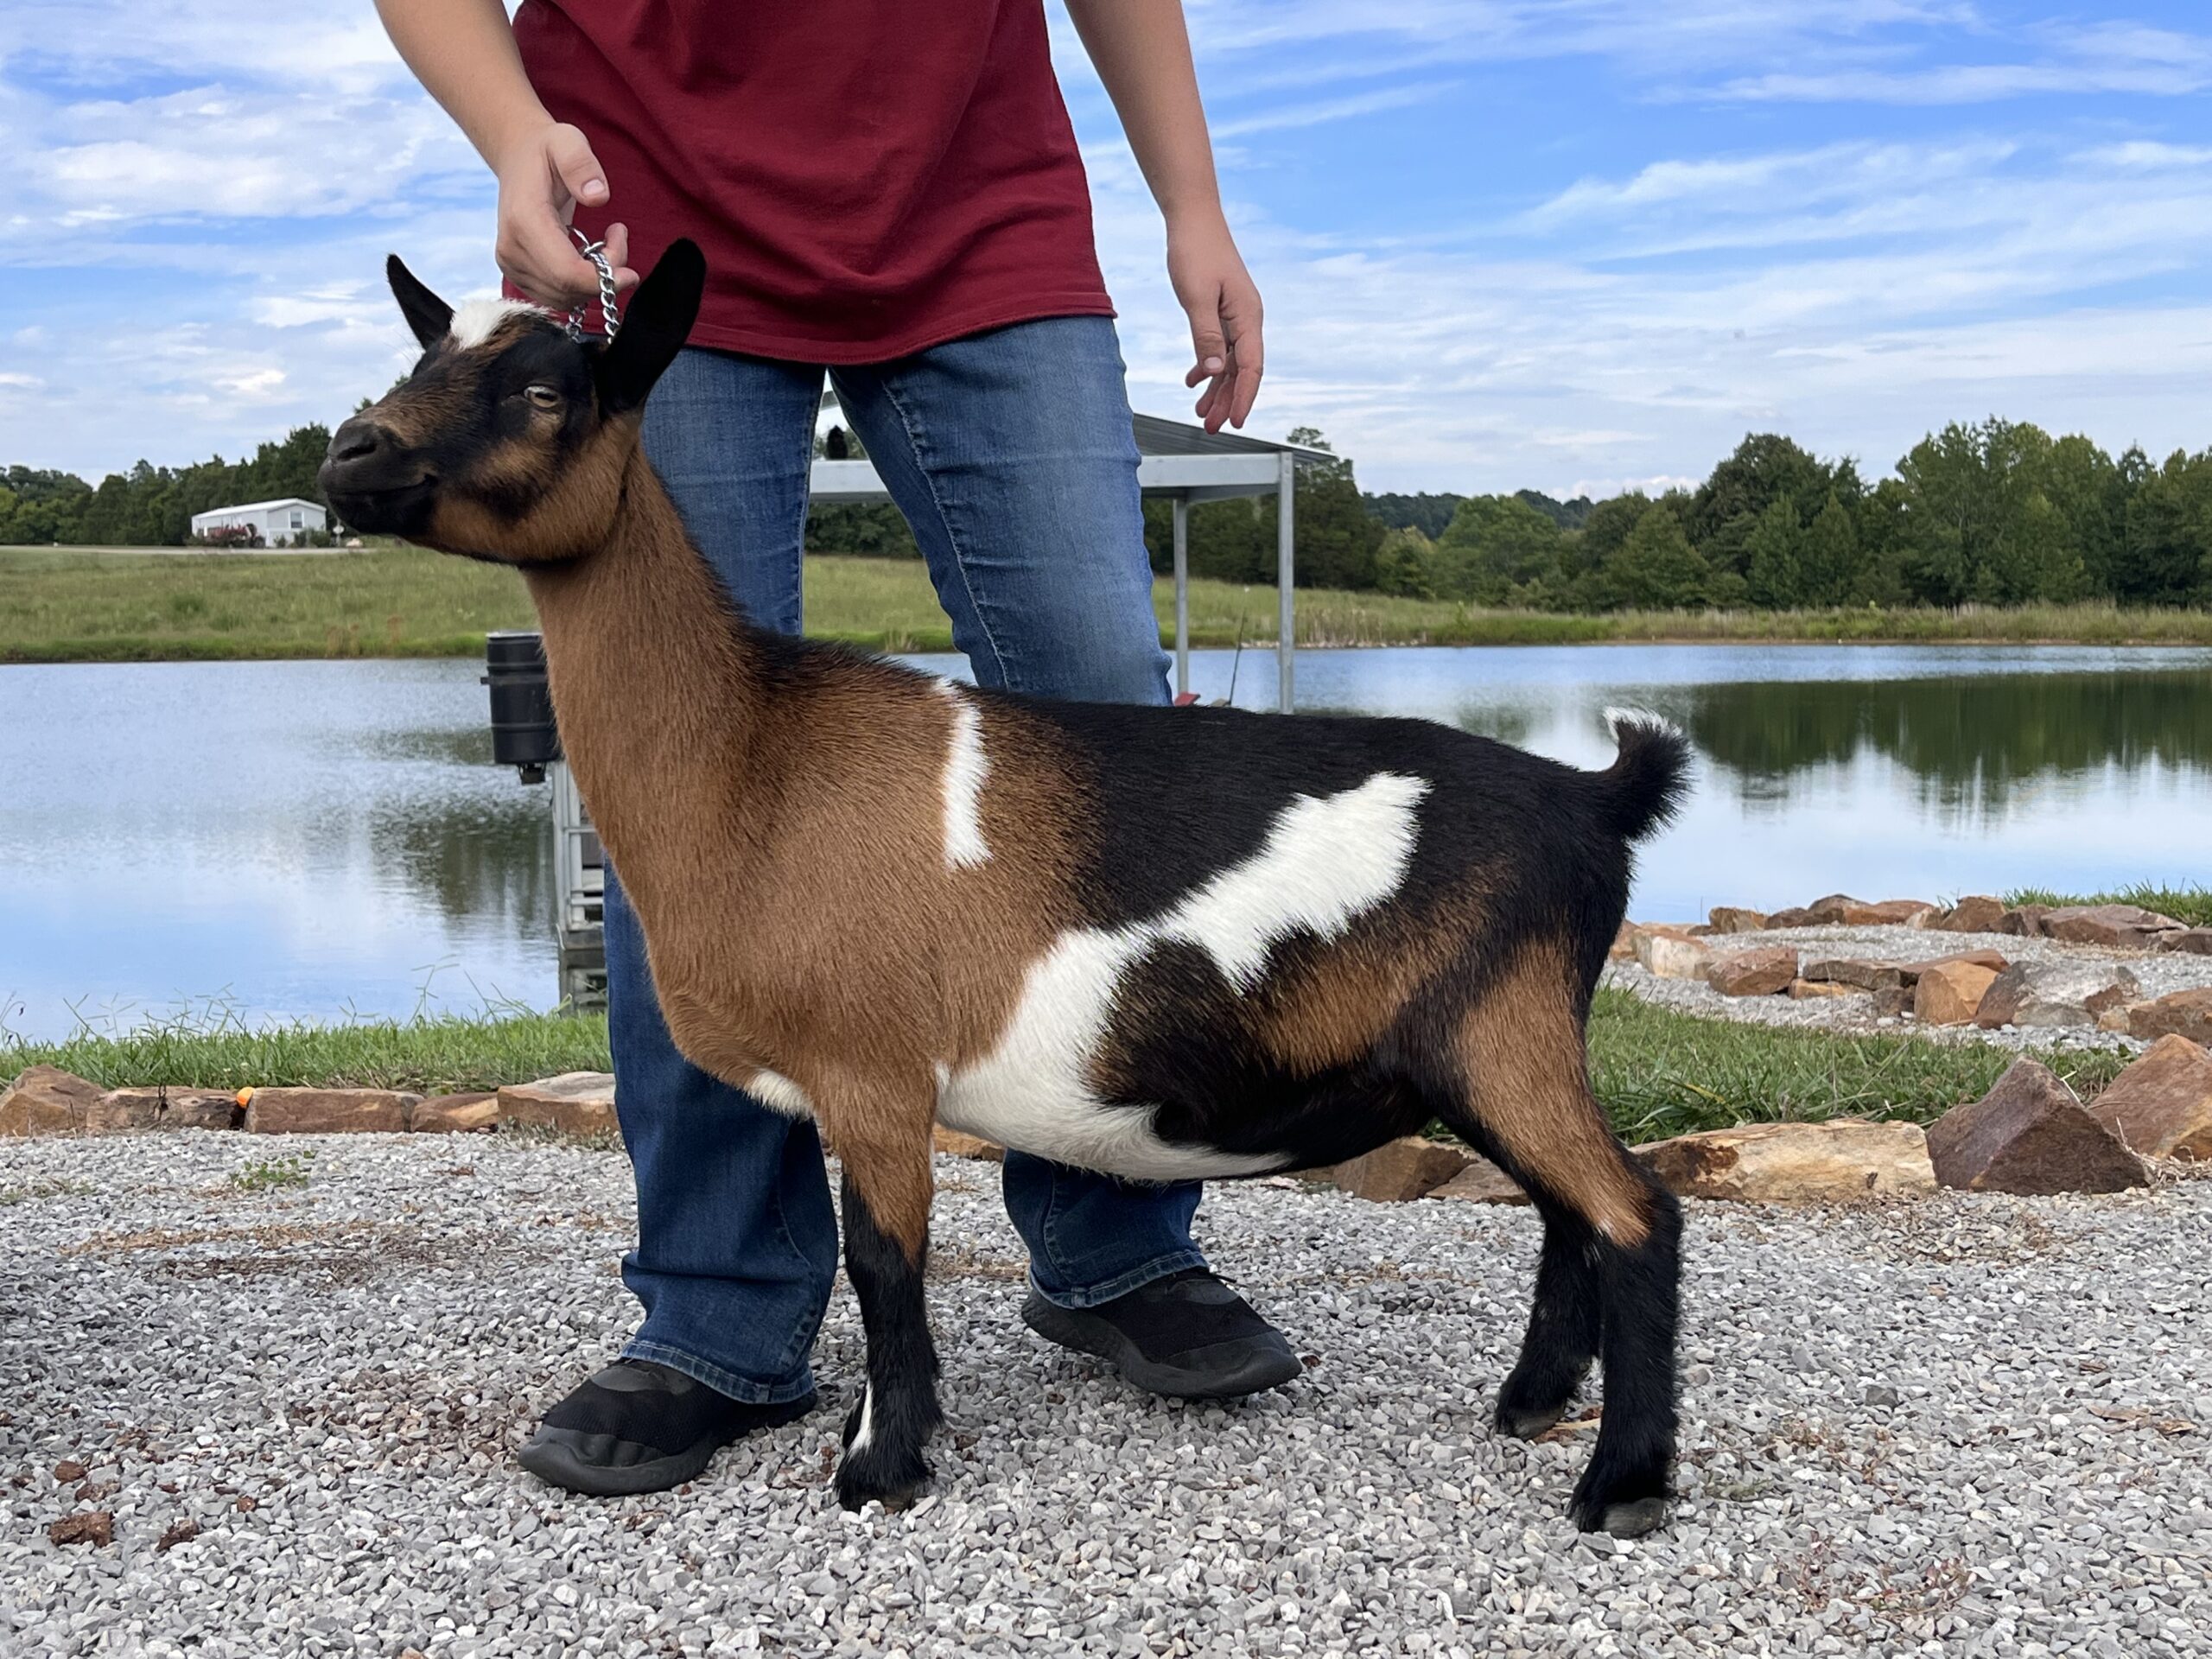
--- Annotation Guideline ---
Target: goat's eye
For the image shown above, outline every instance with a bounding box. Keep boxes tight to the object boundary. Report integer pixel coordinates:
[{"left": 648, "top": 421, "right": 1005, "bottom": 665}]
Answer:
[{"left": 524, "top": 385, "right": 562, "bottom": 410}]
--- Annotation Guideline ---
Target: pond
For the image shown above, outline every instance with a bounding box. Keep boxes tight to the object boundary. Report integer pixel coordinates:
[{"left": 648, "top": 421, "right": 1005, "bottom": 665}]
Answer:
[{"left": 3, "top": 644, "right": 2207, "bottom": 1039}]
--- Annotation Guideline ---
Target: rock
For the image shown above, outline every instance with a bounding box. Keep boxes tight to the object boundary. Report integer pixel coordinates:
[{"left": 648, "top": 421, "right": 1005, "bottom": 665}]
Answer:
[
  {"left": 1804, "top": 894, "right": 1860, "bottom": 925},
  {"left": 1634, "top": 931, "right": 1713, "bottom": 980},
  {"left": 47, "top": 1512, "right": 113, "bottom": 1548},
  {"left": 410, "top": 1093, "right": 499, "bottom": 1134},
  {"left": 0, "top": 1066, "right": 104, "bottom": 1136},
  {"left": 1787, "top": 978, "right": 1858, "bottom": 1000},
  {"left": 156, "top": 1517, "right": 200, "bottom": 1554},
  {"left": 1633, "top": 1119, "right": 1936, "bottom": 1203},
  {"left": 2043, "top": 903, "right": 2189, "bottom": 950},
  {"left": 1707, "top": 906, "right": 1770, "bottom": 934},
  {"left": 244, "top": 1088, "right": 416, "bottom": 1135},
  {"left": 2089, "top": 1035, "right": 2212, "bottom": 1162},
  {"left": 53, "top": 1460, "right": 86, "bottom": 1483},
  {"left": 1999, "top": 905, "right": 2050, "bottom": 938},
  {"left": 1840, "top": 899, "right": 1936, "bottom": 926},
  {"left": 1764, "top": 906, "right": 1821, "bottom": 928},
  {"left": 1914, "top": 959, "right": 2000, "bottom": 1026},
  {"left": 1609, "top": 923, "right": 1637, "bottom": 961},
  {"left": 97, "top": 1088, "right": 240, "bottom": 1132},
  {"left": 932, "top": 1126, "right": 1003, "bottom": 1162},
  {"left": 1974, "top": 961, "right": 2142, "bottom": 1030},
  {"left": 2110, "top": 988, "right": 2212, "bottom": 1046},
  {"left": 2158, "top": 926, "right": 2212, "bottom": 957},
  {"left": 1428, "top": 1157, "right": 1528, "bottom": 1206},
  {"left": 1925, "top": 1058, "right": 2151, "bottom": 1194},
  {"left": 497, "top": 1073, "right": 619, "bottom": 1137},
  {"left": 1332, "top": 1136, "right": 1469, "bottom": 1202},
  {"left": 1899, "top": 949, "right": 2008, "bottom": 980},
  {"left": 1802, "top": 957, "right": 1904, "bottom": 993},
  {"left": 1931, "top": 895, "right": 2007, "bottom": 934},
  {"left": 1872, "top": 984, "right": 1913, "bottom": 1019},
  {"left": 1706, "top": 947, "right": 1800, "bottom": 997}
]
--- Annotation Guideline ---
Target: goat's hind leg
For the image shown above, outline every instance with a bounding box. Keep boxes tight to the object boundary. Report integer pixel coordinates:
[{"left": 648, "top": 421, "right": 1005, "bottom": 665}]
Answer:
[
  {"left": 1492, "top": 1192, "right": 1602, "bottom": 1440},
  {"left": 828, "top": 1104, "right": 944, "bottom": 1511}
]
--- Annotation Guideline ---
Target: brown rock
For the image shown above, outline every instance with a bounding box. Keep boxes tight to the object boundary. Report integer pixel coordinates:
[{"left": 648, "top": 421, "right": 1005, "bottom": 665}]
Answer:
[
  {"left": 1840, "top": 899, "right": 1936, "bottom": 926},
  {"left": 2090, "top": 1035, "right": 2212, "bottom": 1162},
  {"left": 1974, "top": 962, "right": 2142, "bottom": 1031},
  {"left": 53, "top": 1459, "right": 86, "bottom": 1483},
  {"left": 410, "top": 1093, "right": 499, "bottom": 1134},
  {"left": 1428, "top": 1157, "right": 1528, "bottom": 1206},
  {"left": 0, "top": 1066, "right": 104, "bottom": 1136},
  {"left": 1706, "top": 947, "right": 1800, "bottom": 997},
  {"left": 1787, "top": 978, "right": 1858, "bottom": 1000},
  {"left": 1899, "top": 950, "right": 2008, "bottom": 980},
  {"left": 98, "top": 1088, "right": 240, "bottom": 1132},
  {"left": 156, "top": 1517, "right": 200, "bottom": 1554},
  {"left": 1914, "top": 960, "right": 2000, "bottom": 1026},
  {"left": 2113, "top": 988, "right": 2212, "bottom": 1046},
  {"left": 1804, "top": 893, "right": 1859, "bottom": 925},
  {"left": 48, "top": 1512, "right": 113, "bottom": 1547},
  {"left": 1764, "top": 906, "right": 1821, "bottom": 929},
  {"left": 1925, "top": 1058, "right": 2150, "bottom": 1194},
  {"left": 2044, "top": 903, "right": 2189, "bottom": 950},
  {"left": 2158, "top": 927, "right": 2212, "bottom": 957},
  {"left": 1707, "top": 906, "right": 1770, "bottom": 934},
  {"left": 1634, "top": 930, "right": 1713, "bottom": 980},
  {"left": 244, "top": 1088, "right": 416, "bottom": 1135},
  {"left": 932, "top": 1126, "right": 1003, "bottom": 1162},
  {"left": 497, "top": 1073, "right": 618, "bottom": 1137},
  {"left": 1932, "top": 895, "right": 2008, "bottom": 934},
  {"left": 1609, "top": 922, "right": 1637, "bottom": 961},
  {"left": 1999, "top": 905, "right": 2050, "bottom": 938},
  {"left": 1802, "top": 957, "right": 1904, "bottom": 993},
  {"left": 1332, "top": 1136, "right": 1470, "bottom": 1202},
  {"left": 1633, "top": 1119, "right": 1935, "bottom": 1203},
  {"left": 1872, "top": 984, "right": 1913, "bottom": 1019}
]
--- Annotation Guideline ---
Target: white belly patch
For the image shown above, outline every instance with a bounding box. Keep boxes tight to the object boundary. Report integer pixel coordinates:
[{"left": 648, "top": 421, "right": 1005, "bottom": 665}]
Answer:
[{"left": 938, "top": 771, "right": 1430, "bottom": 1180}]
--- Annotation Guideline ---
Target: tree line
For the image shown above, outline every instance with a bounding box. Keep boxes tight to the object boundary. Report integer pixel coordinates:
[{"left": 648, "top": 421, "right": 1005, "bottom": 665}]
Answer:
[{"left": 7, "top": 417, "right": 2208, "bottom": 610}]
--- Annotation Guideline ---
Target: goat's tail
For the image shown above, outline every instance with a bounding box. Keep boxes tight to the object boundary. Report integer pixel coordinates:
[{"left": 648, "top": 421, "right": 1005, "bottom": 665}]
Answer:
[{"left": 1594, "top": 707, "right": 1692, "bottom": 843}]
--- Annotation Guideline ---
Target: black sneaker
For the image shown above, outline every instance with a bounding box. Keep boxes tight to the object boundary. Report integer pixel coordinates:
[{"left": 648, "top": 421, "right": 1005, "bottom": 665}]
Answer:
[
  {"left": 518, "top": 1359, "right": 816, "bottom": 1497},
  {"left": 1021, "top": 1268, "right": 1302, "bottom": 1400}
]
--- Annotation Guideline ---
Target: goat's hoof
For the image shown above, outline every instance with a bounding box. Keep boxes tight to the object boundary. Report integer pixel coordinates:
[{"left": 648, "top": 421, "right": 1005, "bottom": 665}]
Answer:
[
  {"left": 834, "top": 1445, "right": 931, "bottom": 1513},
  {"left": 1496, "top": 1400, "right": 1570, "bottom": 1440},
  {"left": 1569, "top": 1491, "right": 1670, "bottom": 1538}
]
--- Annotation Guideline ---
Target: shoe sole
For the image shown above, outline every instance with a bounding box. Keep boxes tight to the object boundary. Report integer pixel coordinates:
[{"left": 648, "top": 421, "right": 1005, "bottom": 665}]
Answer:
[
  {"left": 517, "top": 1392, "right": 816, "bottom": 1497},
  {"left": 1021, "top": 1295, "right": 1303, "bottom": 1401}
]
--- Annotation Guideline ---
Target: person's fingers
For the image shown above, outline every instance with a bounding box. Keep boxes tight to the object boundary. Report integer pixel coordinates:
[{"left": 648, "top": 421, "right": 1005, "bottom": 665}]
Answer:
[
  {"left": 507, "top": 209, "right": 602, "bottom": 308},
  {"left": 545, "top": 124, "right": 610, "bottom": 209},
  {"left": 1222, "top": 290, "right": 1264, "bottom": 429},
  {"left": 601, "top": 222, "right": 640, "bottom": 294}
]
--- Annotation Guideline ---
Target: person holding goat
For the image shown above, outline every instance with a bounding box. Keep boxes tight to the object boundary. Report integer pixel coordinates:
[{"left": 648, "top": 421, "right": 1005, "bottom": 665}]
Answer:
[{"left": 372, "top": 0, "right": 1292, "bottom": 1496}]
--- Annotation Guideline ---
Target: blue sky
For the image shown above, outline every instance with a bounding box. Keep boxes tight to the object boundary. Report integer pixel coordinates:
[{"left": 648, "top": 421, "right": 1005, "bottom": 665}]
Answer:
[{"left": 3, "top": 1, "right": 2209, "bottom": 496}]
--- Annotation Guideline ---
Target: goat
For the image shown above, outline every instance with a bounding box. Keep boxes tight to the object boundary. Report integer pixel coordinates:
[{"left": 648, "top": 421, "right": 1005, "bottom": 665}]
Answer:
[{"left": 320, "top": 240, "right": 1692, "bottom": 1536}]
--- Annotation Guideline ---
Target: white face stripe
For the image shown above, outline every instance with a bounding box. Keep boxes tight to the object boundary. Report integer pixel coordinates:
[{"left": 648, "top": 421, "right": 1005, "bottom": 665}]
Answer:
[
  {"left": 448, "top": 296, "right": 548, "bottom": 351},
  {"left": 935, "top": 680, "right": 991, "bottom": 869},
  {"left": 939, "top": 771, "right": 1430, "bottom": 1180}
]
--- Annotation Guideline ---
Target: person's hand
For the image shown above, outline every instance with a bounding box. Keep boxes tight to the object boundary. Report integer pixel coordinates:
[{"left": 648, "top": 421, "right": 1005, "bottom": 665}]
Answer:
[
  {"left": 1167, "top": 215, "right": 1263, "bottom": 432},
  {"left": 492, "top": 120, "right": 640, "bottom": 309}
]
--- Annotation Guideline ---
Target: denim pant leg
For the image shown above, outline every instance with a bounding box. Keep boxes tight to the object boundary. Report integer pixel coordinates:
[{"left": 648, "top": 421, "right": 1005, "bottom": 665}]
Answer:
[
  {"left": 605, "top": 346, "right": 836, "bottom": 1400},
  {"left": 830, "top": 316, "right": 1207, "bottom": 1309}
]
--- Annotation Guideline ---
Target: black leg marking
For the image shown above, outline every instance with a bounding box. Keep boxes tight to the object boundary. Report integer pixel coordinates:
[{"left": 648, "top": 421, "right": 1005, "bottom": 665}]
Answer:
[
  {"left": 834, "top": 1173, "right": 942, "bottom": 1511},
  {"left": 1568, "top": 1179, "right": 1681, "bottom": 1537},
  {"left": 1496, "top": 1199, "right": 1602, "bottom": 1440}
]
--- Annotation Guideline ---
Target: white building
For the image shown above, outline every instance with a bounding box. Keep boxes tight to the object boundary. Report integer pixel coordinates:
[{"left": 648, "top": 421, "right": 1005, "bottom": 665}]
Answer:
[{"left": 188, "top": 498, "right": 329, "bottom": 547}]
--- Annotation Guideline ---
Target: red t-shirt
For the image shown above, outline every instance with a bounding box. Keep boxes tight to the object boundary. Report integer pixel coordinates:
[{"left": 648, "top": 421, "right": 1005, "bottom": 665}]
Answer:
[{"left": 511, "top": 0, "right": 1116, "bottom": 362}]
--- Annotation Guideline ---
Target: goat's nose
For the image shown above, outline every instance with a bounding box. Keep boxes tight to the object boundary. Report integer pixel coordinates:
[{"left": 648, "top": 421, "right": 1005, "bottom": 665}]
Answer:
[{"left": 326, "top": 416, "right": 387, "bottom": 466}]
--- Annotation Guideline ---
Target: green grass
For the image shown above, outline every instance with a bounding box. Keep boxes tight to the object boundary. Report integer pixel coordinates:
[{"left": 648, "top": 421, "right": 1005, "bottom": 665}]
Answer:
[
  {"left": 2002, "top": 883, "right": 2212, "bottom": 929},
  {"left": 5, "top": 544, "right": 2209, "bottom": 662},
  {"left": 2, "top": 990, "right": 2124, "bottom": 1147},
  {"left": 229, "top": 1154, "right": 313, "bottom": 1192}
]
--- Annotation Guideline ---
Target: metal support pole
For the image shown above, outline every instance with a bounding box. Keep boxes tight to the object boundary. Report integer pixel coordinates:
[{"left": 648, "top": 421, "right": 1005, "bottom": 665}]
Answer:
[
  {"left": 1276, "top": 450, "right": 1296, "bottom": 713},
  {"left": 1172, "top": 496, "right": 1191, "bottom": 699}
]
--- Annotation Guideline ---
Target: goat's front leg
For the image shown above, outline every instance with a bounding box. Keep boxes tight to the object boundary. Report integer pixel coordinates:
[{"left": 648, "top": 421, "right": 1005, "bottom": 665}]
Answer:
[{"left": 827, "top": 1101, "right": 943, "bottom": 1510}]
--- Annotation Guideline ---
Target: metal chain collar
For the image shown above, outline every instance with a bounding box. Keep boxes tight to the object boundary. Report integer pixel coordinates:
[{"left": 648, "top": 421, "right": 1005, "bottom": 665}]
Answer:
[{"left": 564, "top": 226, "right": 621, "bottom": 342}]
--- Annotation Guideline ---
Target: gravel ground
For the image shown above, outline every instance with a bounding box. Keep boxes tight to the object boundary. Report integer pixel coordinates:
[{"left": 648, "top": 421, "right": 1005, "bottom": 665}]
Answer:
[
  {"left": 4, "top": 1132, "right": 2209, "bottom": 1658},
  {"left": 1605, "top": 923, "right": 2212, "bottom": 1052}
]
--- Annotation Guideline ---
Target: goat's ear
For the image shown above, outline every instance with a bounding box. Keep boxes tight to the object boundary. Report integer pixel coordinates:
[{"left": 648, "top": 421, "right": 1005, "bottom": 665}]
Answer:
[
  {"left": 387, "top": 256, "right": 453, "bottom": 350},
  {"left": 594, "top": 238, "right": 706, "bottom": 416}
]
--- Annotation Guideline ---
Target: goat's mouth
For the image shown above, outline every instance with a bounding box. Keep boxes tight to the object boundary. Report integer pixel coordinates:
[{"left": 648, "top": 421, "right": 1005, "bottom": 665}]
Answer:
[{"left": 319, "top": 471, "right": 436, "bottom": 535}]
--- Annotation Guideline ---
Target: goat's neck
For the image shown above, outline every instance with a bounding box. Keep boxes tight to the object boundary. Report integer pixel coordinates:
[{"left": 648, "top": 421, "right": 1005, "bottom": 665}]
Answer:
[{"left": 521, "top": 443, "right": 762, "bottom": 914}]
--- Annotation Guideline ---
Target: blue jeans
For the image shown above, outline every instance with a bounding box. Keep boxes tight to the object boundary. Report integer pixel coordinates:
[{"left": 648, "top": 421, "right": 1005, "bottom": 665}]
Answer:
[{"left": 607, "top": 315, "right": 1206, "bottom": 1403}]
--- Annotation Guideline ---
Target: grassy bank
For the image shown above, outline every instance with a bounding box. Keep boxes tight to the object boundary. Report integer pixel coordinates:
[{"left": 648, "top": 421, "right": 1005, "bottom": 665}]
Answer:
[
  {"left": 3, "top": 988, "right": 2127, "bottom": 1144},
  {"left": 2004, "top": 883, "right": 2212, "bottom": 929},
  {"left": 5, "top": 545, "right": 2209, "bottom": 663}
]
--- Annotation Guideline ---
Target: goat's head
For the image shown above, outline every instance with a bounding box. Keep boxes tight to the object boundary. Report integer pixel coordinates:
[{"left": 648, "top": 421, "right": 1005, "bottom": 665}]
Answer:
[{"left": 320, "top": 238, "right": 706, "bottom": 564}]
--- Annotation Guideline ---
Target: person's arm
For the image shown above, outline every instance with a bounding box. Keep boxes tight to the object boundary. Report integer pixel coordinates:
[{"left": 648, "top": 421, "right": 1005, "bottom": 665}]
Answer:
[
  {"left": 1064, "top": 0, "right": 1262, "bottom": 432},
  {"left": 374, "top": 0, "right": 638, "bottom": 306}
]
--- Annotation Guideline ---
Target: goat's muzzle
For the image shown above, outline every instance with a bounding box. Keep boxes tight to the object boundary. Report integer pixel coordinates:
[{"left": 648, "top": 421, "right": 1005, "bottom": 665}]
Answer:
[{"left": 320, "top": 414, "right": 435, "bottom": 536}]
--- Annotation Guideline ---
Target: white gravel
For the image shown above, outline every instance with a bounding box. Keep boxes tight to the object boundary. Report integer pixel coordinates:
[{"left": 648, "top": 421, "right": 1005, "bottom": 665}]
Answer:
[
  {"left": 5, "top": 1132, "right": 2210, "bottom": 1657},
  {"left": 1606, "top": 923, "right": 2212, "bottom": 1053}
]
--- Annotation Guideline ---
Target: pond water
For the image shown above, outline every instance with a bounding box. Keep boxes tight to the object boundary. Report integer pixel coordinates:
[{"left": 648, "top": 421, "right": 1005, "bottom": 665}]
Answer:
[{"left": 3, "top": 644, "right": 2207, "bottom": 1039}]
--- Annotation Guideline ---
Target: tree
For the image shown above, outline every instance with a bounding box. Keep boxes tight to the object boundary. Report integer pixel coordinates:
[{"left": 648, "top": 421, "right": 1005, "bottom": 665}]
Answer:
[
  {"left": 1600, "top": 502, "right": 1711, "bottom": 610},
  {"left": 1434, "top": 494, "right": 1563, "bottom": 603},
  {"left": 1744, "top": 499, "right": 1803, "bottom": 608},
  {"left": 1798, "top": 493, "right": 1861, "bottom": 607},
  {"left": 1374, "top": 527, "right": 1439, "bottom": 598}
]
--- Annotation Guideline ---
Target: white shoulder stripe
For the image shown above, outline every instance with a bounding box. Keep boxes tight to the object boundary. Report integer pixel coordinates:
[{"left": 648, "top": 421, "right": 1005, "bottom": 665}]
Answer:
[
  {"left": 936, "top": 680, "right": 991, "bottom": 869},
  {"left": 448, "top": 296, "right": 547, "bottom": 350}
]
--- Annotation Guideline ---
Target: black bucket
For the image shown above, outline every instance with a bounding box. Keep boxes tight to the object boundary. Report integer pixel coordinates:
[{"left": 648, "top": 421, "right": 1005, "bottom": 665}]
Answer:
[{"left": 485, "top": 630, "right": 559, "bottom": 779}]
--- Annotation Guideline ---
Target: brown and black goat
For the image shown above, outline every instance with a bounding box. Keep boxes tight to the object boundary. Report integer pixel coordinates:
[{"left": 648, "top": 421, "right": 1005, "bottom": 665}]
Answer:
[{"left": 321, "top": 241, "right": 1692, "bottom": 1535}]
